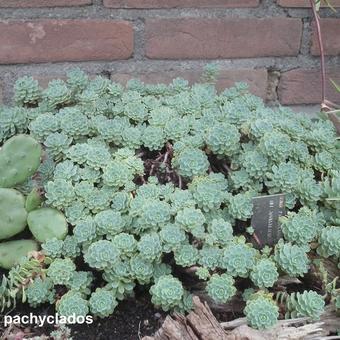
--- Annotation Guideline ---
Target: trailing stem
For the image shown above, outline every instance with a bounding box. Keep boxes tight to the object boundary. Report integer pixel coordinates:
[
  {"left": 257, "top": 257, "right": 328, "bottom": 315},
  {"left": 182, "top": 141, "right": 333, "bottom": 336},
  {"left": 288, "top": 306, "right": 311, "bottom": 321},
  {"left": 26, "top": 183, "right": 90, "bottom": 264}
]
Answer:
[{"left": 310, "top": 0, "right": 326, "bottom": 107}]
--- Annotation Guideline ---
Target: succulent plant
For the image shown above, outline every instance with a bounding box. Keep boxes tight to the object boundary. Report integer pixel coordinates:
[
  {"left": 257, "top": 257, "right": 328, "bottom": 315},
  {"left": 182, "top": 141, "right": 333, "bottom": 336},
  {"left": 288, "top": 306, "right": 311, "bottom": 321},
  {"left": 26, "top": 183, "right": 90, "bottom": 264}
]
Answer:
[
  {"left": 43, "top": 79, "right": 71, "bottom": 109},
  {"left": 195, "top": 267, "right": 211, "bottom": 280},
  {"left": 205, "top": 123, "right": 240, "bottom": 157},
  {"left": 142, "top": 126, "right": 166, "bottom": 151},
  {"left": 89, "top": 288, "right": 118, "bottom": 318},
  {"left": 73, "top": 217, "right": 97, "bottom": 244},
  {"left": 175, "top": 206, "right": 205, "bottom": 233},
  {"left": 56, "top": 291, "right": 89, "bottom": 318},
  {"left": 317, "top": 226, "right": 340, "bottom": 259},
  {"left": 29, "top": 114, "right": 60, "bottom": 142},
  {"left": 286, "top": 291, "right": 325, "bottom": 320},
  {"left": 67, "top": 271, "right": 93, "bottom": 295},
  {"left": 240, "top": 149, "right": 269, "bottom": 179},
  {"left": 59, "top": 107, "right": 90, "bottom": 139},
  {"left": 130, "top": 254, "right": 154, "bottom": 284},
  {"left": 26, "top": 277, "right": 55, "bottom": 307},
  {"left": 0, "top": 107, "right": 29, "bottom": 143},
  {"left": 2, "top": 69, "right": 339, "bottom": 321},
  {"left": 111, "top": 233, "right": 137, "bottom": 256},
  {"left": 206, "top": 218, "right": 233, "bottom": 246},
  {"left": 62, "top": 235, "right": 81, "bottom": 259},
  {"left": 150, "top": 275, "right": 184, "bottom": 312},
  {"left": 94, "top": 209, "right": 125, "bottom": 237},
  {"left": 67, "top": 68, "right": 89, "bottom": 92},
  {"left": 265, "top": 162, "right": 302, "bottom": 193},
  {"left": 159, "top": 224, "right": 187, "bottom": 252},
  {"left": 47, "top": 258, "right": 76, "bottom": 286},
  {"left": 250, "top": 259, "right": 279, "bottom": 288},
  {"left": 206, "top": 273, "right": 236, "bottom": 303},
  {"left": 173, "top": 148, "right": 209, "bottom": 179},
  {"left": 259, "top": 131, "right": 292, "bottom": 163},
  {"left": 174, "top": 244, "right": 199, "bottom": 267},
  {"left": 0, "top": 254, "right": 45, "bottom": 311},
  {"left": 198, "top": 246, "right": 222, "bottom": 270},
  {"left": 138, "top": 232, "right": 162, "bottom": 261},
  {"left": 44, "top": 132, "right": 72, "bottom": 161},
  {"left": 188, "top": 173, "right": 228, "bottom": 212},
  {"left": 221, "top": 242, "right": 257, "bottom": 278},
  {"left": 244, "top": 293, "right": 279, "bottom": 330},
  {"left": 227, "top": 193, "right": 253, "bottom": 221},
  {"left": 45, "top": 179, "right": 76, "bottom": 209},
  {"left": 14, "top": 76, "right": 42, "bottom": 105},
  {"left": 274, "top": 240, "right": 310, "bottom": 277},
  {"left": 280, "top": 207, "right": 323, "bottom": 245},
  {"left": 41, "top": 238, "right": 64, "bottom": 258},
  {"left": 84, "top": 240, "right": 120, "bottom": 270}
]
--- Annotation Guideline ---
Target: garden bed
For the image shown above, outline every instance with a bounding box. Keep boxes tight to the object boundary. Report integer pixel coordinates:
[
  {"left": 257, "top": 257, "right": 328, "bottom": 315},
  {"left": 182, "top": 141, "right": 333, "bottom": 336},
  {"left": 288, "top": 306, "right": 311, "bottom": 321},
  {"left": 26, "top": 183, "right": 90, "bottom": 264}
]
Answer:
[
  {"left": 0, "top": 66, "right": 339, "bottom": 339},
  {"left": 1, "top": 296, "right": 163, "bottom": 339}
]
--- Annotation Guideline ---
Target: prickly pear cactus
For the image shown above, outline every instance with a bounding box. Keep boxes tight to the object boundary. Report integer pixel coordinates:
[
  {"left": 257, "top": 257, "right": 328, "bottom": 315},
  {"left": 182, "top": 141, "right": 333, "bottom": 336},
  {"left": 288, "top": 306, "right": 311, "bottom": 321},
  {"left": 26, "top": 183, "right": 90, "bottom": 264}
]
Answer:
[
  {"left": 27, "top": 207, "right": 68, "bottom": 243},
  {"left": 0, "top": 188, "right": 27, "bottom": 240},
  {"left": 0, "top": 239, "right": 38, "bottom": 269},
  {"left": 0, "top": 134, "right": 42, "bottom": 188},
  {"left": 25, "top": 188, "right": 42, "bottom": 212}
]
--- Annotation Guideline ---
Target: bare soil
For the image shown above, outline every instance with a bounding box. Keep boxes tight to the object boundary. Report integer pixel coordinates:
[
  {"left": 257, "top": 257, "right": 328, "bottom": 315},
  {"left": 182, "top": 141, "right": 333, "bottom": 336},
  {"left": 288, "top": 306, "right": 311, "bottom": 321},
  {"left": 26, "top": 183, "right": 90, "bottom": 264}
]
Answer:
[{"left": 0, "top": 295, "right": 165, "bottom": 340}]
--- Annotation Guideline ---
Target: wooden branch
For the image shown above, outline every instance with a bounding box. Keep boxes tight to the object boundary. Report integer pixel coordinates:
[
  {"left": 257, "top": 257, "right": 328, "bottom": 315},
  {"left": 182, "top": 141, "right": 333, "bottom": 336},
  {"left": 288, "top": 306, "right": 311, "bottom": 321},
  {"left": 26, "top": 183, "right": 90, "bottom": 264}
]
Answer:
[
  {"left": 142, "top": 297, "right": 229, "bottom": 340},
  {"left": 143, "top": 297, "right": 340, "bottom": 340},
  {"left": 186, "top": 298, "right": 229, "bottom": 340},
  {"left": 327, "top": 112, "right": 340, "bottom": 135}
]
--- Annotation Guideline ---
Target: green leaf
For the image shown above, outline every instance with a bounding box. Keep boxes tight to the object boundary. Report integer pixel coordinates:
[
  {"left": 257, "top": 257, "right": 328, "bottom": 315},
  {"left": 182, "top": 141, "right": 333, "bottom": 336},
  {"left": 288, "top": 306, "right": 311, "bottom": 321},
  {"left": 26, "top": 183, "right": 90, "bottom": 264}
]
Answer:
[
  {"left": 330, "top": 78, "right": 340, "bottom": 92},
  {"left": 324, "top": 0, "right": 337, "bottom": 12},
  {"left": 315, "top": 0, "right": 321, "bottom": 11}
]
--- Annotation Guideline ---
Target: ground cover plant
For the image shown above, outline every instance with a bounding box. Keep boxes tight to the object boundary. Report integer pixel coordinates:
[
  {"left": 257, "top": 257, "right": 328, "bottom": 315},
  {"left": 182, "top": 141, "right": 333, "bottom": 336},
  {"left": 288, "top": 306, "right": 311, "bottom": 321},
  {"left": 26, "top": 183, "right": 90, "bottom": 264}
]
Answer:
[{"left": 0, "top": 66, "right": 339, "bottom": 331}]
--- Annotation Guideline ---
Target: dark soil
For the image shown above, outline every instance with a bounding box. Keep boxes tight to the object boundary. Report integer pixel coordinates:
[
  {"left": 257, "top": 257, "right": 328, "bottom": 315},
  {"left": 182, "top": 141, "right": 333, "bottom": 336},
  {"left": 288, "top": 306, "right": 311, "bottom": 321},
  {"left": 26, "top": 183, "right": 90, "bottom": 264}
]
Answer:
[
  {"left": 71, "top": 297, "right": 164, "bottom": 340},
  {"left": 0, "top": 296, "right": 165, "bottom": 340}
]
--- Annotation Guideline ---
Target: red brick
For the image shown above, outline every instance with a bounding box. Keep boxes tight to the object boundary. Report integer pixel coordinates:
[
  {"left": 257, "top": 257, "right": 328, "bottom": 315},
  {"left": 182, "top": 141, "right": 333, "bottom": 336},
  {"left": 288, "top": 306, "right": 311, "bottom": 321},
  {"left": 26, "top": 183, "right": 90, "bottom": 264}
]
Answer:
[
  {"left": 111, "top": 69, "right": 268, "bottom": 98},
  {"left": 0, "top": 0, "right": 91, "bottom": 7},
  {"left": 146, "top": 18, "right": 302, "bottom": 59},
  {"left": 278, "top": 0, "right": 340, "bottom": 6},
  {"left": 278, "top": 69, "right": 340, "bottom": 105},
  {"left": 104, "top": 0, "right": 259, "bottom": 8},
  {"left": 311, "top": 19, "right": 340, "bottom": 56},
  {"left": 0, "top": 20, "right": 133, "bottom": 64}
]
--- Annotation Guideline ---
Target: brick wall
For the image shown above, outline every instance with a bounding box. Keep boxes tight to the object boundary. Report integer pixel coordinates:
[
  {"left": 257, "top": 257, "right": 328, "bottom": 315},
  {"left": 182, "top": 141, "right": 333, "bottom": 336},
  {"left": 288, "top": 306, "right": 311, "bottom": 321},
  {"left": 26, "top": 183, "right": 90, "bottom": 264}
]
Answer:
[{"left": 0, "top": 0, "right": 339, "bottom": 110}]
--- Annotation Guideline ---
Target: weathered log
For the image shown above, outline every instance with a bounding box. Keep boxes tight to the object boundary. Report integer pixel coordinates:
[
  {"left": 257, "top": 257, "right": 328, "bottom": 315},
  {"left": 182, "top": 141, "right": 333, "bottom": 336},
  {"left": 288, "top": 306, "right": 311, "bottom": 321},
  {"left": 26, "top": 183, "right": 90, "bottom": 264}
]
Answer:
[
  {"left": 143, "top": 297, "right": 340, "bottom": 340},
  {"left": 142, "top": 297, "right": 229, "bottom": 340}
]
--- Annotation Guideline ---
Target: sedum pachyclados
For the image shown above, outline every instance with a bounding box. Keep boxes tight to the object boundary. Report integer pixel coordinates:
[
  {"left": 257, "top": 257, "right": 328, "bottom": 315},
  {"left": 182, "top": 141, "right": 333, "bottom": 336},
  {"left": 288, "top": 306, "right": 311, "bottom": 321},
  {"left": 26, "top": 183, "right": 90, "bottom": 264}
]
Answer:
[
  {"left": 244, "top": 293, "right": 279, "bottom": 330},
  {"left": 1, "top": 64, "right": 338, "bottom": 328}
]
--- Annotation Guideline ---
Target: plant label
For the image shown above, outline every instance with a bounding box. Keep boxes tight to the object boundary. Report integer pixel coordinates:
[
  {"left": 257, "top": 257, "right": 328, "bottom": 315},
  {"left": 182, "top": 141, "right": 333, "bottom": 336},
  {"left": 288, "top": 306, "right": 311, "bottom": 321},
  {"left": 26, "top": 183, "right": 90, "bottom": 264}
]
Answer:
[{"left": 251, "top": 194, "right": 286, "bottom": 248}]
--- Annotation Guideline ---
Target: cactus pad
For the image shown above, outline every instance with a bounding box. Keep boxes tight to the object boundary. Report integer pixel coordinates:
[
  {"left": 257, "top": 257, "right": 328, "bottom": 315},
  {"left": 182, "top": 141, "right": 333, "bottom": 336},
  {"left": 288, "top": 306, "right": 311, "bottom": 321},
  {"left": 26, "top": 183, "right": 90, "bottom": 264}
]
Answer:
[
  {"left": 27, "top": 207, "right": 68, "bottom": 242},
  {"left": 0, "top": 239, "right": 38, "bottom": 269},
  {"left": 0, "top": 188, "right": 27, "bottom": 240},
  {"left": 25, "top": 188, "right": 42, "bottom": 212},
  {"left": 0, "top": 134, "right": 42, "bottom": 188}
]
